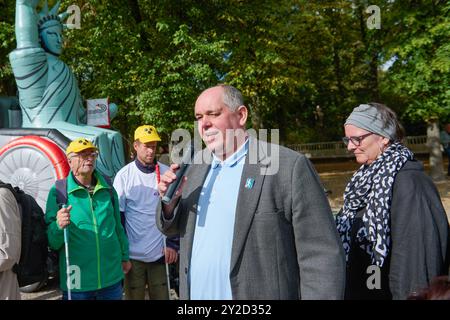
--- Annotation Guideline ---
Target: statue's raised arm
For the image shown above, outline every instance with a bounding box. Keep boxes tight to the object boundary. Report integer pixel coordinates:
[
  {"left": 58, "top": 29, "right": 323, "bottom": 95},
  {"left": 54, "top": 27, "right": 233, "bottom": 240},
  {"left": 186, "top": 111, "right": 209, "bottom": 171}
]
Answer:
[{"left": 15, "top": 0, "right": 40, "bottom": 48}]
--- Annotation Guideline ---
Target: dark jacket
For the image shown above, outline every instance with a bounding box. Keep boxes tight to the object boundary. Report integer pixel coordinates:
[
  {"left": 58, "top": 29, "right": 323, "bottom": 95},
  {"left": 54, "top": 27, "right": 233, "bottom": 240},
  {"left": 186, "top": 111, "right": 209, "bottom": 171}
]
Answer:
[{"left": 343, "top": 160, "right": 450, "bottom": 300}]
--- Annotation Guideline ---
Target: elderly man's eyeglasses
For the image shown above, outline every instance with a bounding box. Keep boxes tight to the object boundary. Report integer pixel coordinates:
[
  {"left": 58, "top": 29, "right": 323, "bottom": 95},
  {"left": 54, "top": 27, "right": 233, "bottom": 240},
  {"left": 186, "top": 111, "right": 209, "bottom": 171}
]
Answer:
[
  {"left": 342, "top": 133, "right": 373, "bottom": 146},
  {"left": 71, "top": 151, "right": 99, "bottom": 159}
]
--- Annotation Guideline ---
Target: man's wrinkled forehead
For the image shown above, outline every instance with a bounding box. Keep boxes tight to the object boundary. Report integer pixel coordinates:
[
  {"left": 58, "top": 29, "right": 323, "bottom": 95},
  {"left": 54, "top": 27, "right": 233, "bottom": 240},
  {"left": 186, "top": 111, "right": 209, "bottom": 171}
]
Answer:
[
  {"left": 196, "top": 87, "right": 224, "bottom": 105},
  {"left": 77, "top": 148, "right": 96, "bottom": 154},
  {"left": 71, "top": 148, "right": 97, "bottom": 158},
  {"left": 195, "top": 96, "right": 226, "bottom": 116}
]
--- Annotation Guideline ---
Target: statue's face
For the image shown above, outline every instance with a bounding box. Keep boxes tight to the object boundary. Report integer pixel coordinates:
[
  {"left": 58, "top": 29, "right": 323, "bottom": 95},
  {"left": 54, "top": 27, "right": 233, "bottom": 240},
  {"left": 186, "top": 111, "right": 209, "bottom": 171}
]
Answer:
[{"left": 40, "top": 23, "right": 63, "bottom": 56}]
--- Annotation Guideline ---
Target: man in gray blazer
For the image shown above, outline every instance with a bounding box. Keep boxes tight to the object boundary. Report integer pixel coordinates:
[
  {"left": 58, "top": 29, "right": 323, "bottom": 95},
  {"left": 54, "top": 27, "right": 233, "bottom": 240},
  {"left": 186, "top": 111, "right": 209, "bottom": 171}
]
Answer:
[{"left": 157, "top": 85, "right": 345, "bottom": 300}]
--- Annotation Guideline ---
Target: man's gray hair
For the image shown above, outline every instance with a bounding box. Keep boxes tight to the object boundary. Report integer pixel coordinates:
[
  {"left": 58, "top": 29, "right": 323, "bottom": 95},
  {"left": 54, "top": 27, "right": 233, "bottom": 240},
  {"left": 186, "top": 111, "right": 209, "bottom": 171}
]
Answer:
[{"left": 220, "top": 85, "right": 244, "bottom": 111}]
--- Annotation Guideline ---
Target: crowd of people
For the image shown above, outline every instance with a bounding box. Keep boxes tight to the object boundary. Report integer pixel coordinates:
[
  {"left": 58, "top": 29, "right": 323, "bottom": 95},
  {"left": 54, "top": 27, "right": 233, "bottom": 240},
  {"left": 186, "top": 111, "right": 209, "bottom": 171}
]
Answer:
[
  {"left": 1, "top": 0, "right": 448, "bottom": 301},
  {"left": 1, "top": 85, "right": 450, "bottom": 300}
]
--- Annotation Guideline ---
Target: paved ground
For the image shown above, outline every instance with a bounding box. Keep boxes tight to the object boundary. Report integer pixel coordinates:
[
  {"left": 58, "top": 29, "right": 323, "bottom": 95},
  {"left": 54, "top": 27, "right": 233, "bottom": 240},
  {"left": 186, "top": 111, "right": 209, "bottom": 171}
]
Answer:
[
  {"left": 20, "top": 159, "right": 450, "bottom": 300},
  {"left": 20, "top": 277, "right": 179, "bottom": 300},
  {"left": 21, "top": 277, "right": 61, "bottom": 300}
]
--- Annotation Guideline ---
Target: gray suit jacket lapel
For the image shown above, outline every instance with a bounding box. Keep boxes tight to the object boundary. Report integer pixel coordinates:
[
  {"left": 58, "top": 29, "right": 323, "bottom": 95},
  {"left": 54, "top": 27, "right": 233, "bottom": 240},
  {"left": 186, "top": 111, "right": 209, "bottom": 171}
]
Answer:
[{"left": 230, "top": 138, "right": 268, "bottom": 274}]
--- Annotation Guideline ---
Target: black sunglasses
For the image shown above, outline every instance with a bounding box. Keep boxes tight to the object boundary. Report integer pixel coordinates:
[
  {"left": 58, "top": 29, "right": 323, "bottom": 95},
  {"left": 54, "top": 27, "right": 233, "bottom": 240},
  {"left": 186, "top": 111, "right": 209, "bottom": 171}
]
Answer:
[{"left": 342, "top": 132, "right": 373, "bottom": 146}]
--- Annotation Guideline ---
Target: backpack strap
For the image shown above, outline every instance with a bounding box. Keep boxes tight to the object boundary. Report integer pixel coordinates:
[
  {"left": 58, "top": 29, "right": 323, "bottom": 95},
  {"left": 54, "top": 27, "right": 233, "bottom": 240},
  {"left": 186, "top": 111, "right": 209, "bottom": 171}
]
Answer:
[
  {"left": 102, "top": 174, "right": 112, "bottom": 186},
  {"left": 55, "top": 178, "right": 68, "bottom": 208},
  {"left": 101, "top": 174, "right": 116, "bottom": 212}
]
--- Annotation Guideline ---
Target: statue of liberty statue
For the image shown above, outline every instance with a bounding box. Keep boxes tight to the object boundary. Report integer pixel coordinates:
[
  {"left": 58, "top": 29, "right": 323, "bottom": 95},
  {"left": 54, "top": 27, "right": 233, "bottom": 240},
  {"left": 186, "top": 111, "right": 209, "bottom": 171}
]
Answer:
[{"left": 9, "top": 0, "right": 125, "bottom": 177}]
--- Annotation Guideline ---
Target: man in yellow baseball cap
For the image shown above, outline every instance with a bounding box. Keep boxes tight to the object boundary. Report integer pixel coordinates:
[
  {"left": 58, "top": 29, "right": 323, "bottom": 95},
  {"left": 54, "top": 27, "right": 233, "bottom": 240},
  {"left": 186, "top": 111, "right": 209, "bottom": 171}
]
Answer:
[
  {"left": 46, "top": 137, "right": 130, "bottom": 299},
  {"left": 113, "top": 125, "right": 178, "bottom": 300},
  {"left": 65, "top": 138, "right": 99, "bottom": 178},
  {"left": 65, "top": 138, "right": 98, "bottom": 156},
  {"left": 134, "top": 125, "right": 161, "bottom": 144}
]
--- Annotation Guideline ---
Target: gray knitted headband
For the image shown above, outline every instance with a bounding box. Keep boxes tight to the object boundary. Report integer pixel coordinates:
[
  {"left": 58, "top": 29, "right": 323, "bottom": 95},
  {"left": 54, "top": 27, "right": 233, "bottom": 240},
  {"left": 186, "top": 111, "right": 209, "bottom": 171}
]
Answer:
[{"left": 345, "top": 104, "right": 396, "bottom": 140}]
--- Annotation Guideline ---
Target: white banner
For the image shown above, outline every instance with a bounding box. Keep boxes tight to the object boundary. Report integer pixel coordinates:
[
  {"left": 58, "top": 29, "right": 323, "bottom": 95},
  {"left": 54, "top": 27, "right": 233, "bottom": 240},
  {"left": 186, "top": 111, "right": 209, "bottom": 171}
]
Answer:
[{"left": 86, "top": 98, "right": 110, "bottom": 127}]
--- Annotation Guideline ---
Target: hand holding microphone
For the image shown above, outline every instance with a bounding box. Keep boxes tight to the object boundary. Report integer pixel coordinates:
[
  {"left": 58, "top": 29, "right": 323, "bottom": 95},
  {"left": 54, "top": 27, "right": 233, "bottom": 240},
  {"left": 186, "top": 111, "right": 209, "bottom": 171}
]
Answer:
[
  {"left": 159, "top": 141, "right": 195, "bottom": 208},
  {"left": 158, "top": 163, "right": 187, "bottom": 201}
]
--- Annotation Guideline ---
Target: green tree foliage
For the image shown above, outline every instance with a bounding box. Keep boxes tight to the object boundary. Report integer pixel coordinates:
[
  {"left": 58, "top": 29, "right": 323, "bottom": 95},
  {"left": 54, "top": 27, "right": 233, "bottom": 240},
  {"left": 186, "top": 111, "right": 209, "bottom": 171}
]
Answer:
[
  {"left": 61, "top": 0, "right": 228, "bottom": 143},
  {"left": 0, "top": 0, "right": 16, "bottom": 95},
  {"left": 1, "top": 0, "right": 448, "bottom": 144},
  {"left": 381, "top": 0, "right": 450, "bottom": 124}
]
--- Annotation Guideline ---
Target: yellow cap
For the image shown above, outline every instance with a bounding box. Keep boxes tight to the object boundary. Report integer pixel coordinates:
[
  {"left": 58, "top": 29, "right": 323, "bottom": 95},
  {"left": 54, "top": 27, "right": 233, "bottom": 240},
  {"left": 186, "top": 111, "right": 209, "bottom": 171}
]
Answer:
[
  {"left": 65, "top": 138, "right": 98, "bottom": 155},
  {"left": 134, "top": 125, "right": 161, "bottom": 143}
]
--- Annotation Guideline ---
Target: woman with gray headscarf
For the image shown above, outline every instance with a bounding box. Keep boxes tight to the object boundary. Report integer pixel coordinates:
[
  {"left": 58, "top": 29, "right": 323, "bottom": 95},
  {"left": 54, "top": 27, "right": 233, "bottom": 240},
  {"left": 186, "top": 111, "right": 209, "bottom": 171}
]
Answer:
[{"left": 336, "top": 103, "right": 449, "bottom": 300}]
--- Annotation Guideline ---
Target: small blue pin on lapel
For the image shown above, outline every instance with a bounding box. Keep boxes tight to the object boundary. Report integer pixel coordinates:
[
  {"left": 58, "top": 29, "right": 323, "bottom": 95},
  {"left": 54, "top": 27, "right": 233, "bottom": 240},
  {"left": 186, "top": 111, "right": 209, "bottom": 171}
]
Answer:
[{"left": 245, "top": 178, "right": 255, "bottom": 189}]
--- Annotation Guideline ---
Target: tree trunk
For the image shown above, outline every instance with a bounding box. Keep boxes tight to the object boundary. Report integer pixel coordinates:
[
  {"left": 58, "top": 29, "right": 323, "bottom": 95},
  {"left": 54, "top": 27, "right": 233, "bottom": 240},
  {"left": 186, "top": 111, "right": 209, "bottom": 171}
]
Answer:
[
  {"left": 357, "top": 3, "right": 380, "bottom": 101},
  {"left": 249, "top": 95, "right": 263, "bottom": 130},
  {"left": 127, "top": 0, "right": 151, "bottom": 51},
  {"left": 426, "top": 119, "right": 445, "bottom": 181},
  {"left": 369, "top": 50, "right": 380, "bottom": 101},
  {"left": 332, "top": 43, "right": 344, "bottom": 105}
]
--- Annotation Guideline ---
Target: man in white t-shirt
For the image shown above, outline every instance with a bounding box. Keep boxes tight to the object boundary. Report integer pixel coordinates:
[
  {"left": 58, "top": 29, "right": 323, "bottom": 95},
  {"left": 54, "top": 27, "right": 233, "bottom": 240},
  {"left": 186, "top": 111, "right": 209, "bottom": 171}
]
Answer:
[{"left": 113, "top": 125, "right": 178, "bottom": 300}]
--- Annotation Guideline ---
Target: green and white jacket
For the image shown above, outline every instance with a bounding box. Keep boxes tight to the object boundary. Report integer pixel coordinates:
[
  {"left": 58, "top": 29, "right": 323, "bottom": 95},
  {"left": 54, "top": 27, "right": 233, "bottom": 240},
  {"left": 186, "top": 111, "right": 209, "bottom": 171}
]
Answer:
[{"left": 46, "top": 171, "right": 129, "bottom": 292}]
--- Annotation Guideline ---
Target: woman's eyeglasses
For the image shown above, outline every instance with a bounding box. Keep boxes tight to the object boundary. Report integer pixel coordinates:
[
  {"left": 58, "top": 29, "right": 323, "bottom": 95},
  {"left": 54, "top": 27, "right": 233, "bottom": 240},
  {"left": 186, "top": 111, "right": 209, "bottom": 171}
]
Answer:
[{"left": 342, "top": 132, "right": 373, "bottom": 146}]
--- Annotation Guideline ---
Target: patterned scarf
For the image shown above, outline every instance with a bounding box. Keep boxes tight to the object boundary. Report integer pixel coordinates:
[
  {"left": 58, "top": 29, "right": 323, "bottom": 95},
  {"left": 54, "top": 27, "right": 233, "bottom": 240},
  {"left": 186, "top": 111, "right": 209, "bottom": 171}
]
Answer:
[{"left": 336, "top": 142, "right": 414, "bottom": 267}]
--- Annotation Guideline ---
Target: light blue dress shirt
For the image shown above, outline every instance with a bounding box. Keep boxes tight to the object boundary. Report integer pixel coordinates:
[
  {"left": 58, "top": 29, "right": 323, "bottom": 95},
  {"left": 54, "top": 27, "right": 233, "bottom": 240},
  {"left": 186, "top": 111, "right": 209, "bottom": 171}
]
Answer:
[{"left": 190, "top": 140, "right": 249, "bottom": 300}]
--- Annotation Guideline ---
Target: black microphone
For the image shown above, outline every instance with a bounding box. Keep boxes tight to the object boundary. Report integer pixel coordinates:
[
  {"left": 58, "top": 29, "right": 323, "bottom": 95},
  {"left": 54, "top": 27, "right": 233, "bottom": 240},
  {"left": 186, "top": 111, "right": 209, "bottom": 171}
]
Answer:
[{"left": 161, "top": 141, "right": 195, "bottom": 204}]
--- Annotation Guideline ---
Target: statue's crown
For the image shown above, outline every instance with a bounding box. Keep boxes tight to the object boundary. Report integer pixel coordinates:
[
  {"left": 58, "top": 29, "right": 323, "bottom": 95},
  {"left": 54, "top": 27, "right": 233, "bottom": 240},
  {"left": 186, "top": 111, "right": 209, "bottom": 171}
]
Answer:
[{"left": 37, "top": 0, "right": 69, "bottom": 31}]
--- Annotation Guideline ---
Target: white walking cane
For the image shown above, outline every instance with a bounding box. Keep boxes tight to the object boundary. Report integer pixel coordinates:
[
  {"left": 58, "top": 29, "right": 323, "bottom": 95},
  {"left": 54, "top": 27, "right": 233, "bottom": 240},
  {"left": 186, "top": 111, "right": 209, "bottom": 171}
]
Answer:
[
  {"left": 62, "top": 205, "right": 71, "bottom": 300},
  {"left": 163, "top": 238, "right": 171, "bottom": 300},
  {"left": 157, "top": 166, "right": 172, "bottom": 300}
]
